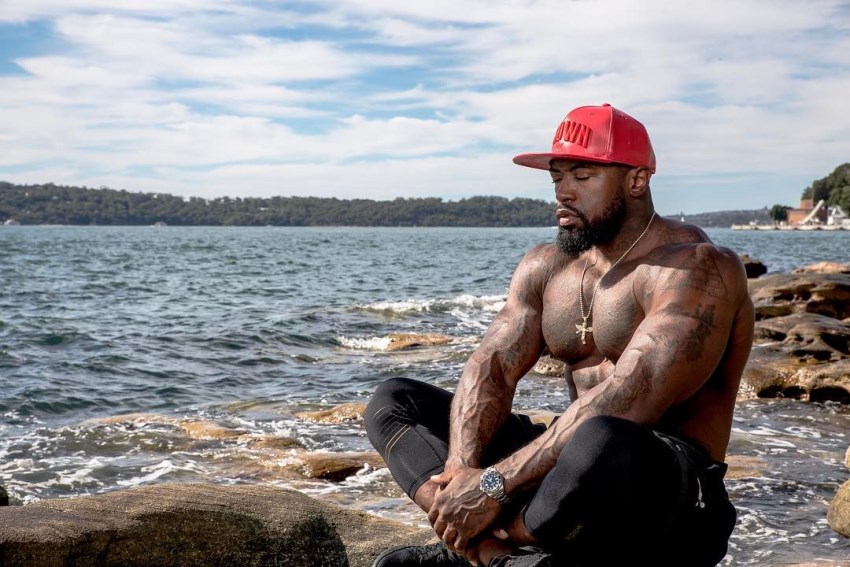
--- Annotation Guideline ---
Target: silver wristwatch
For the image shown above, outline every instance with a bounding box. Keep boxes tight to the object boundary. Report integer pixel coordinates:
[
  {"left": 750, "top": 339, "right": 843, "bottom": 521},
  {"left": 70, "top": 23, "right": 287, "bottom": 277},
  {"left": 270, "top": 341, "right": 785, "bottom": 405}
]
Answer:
[{"left": 479, "top": 466, "right": 510, "bottom": 504}]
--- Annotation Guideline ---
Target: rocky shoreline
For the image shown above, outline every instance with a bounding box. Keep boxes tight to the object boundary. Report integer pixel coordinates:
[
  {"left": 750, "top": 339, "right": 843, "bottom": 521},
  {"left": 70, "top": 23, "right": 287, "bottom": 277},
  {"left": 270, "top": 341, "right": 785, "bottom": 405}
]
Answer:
[
  {"left": 0, "top": 260, "right": 848, "bottom": 565},
  {"left": 0, "top": 483, "right": 434, "bottom": 566}
]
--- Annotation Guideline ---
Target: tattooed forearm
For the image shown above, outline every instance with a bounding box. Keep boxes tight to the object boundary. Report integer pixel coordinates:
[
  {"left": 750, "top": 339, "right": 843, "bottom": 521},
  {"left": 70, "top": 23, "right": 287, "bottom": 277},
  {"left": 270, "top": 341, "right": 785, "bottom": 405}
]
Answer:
[
  {"left": 449, "top": 307, "right": 541, "bottom": 465},
  {"left": 451, "top": 373, "right": 513, "bottom": 466},
  {"left": 595, "top": 370, "right": 651, "bottom": 415}
]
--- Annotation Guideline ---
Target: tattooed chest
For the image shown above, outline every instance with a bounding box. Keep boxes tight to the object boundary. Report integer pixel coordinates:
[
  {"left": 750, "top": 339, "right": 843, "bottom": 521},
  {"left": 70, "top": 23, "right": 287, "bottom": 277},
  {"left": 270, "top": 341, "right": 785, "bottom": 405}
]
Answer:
[{"left": 541, "top": 287, "right": 643, "bottom": 364}]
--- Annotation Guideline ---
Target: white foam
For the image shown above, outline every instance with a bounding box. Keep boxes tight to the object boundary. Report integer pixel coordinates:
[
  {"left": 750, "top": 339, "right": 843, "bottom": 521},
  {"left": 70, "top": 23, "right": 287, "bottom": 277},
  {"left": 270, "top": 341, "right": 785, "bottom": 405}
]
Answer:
[
  {"left": 452, "top": 294, "right": 507, "bottom": 312},
  {"left": 355, "top": 294, "right": 506, "bottom": 315},
  {"left": 359, "top": 299, "right": 434, "bottom": 314},
  {"left": 115, "top": 459, "right": 199, "bottom": 487},
  {"left": 337, "top": 336, "right": 393, "bottom": 350}
]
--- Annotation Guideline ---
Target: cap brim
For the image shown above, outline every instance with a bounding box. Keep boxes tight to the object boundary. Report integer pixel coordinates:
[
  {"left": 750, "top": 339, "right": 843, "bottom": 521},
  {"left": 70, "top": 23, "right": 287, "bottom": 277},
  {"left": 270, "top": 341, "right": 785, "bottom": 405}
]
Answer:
[{"left": 512, "top": 152, "right": 615, "bottom": 170}]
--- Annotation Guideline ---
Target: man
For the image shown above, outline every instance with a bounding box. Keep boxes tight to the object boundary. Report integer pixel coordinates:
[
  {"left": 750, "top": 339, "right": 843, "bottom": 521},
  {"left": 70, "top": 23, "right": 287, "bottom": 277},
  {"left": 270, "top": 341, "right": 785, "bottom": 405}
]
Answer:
[{"left": 365, "top": 103, "right": 754, "bottom": 566}]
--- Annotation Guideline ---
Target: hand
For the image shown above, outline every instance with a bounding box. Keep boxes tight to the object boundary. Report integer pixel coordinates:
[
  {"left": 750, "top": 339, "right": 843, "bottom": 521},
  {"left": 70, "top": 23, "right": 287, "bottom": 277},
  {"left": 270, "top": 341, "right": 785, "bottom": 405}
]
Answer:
[
  {"left": 492, "top": 506, "right": 538, "bottom": 547},
  {"left": 464, "top": 536, "right": 513, "bottom": 567},
  {"left": 427, "top": 467, "right": 502, "bottom": 555}
]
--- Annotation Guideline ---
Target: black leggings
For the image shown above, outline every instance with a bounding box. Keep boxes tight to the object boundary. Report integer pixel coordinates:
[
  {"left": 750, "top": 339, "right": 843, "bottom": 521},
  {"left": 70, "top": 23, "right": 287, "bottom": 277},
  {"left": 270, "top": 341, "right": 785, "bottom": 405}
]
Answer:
[{"left": 365, "top": 377, "right": 736, "bottom": 566}]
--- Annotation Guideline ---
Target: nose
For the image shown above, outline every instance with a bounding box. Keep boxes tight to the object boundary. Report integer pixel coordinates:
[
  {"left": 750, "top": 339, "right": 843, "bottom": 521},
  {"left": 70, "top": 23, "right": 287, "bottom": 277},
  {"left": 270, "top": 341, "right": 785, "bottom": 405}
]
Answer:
[{"left": 554, "top": 178, "right": 575, "bottom": 204}]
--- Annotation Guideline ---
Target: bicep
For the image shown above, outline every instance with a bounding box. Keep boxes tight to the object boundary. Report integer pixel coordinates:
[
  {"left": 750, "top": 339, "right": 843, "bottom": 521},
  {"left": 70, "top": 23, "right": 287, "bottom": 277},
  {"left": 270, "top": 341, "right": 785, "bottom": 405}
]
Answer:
[{"left": 591, "top": 251, "right": 746, "bottom": 422}]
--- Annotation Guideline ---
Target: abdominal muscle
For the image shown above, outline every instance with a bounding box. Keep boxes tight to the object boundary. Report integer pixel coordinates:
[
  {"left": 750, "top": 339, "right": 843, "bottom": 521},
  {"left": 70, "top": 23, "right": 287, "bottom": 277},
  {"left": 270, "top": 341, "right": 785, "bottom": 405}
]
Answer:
[{"left": 562, "top": 355, "right": 735, "bottom": 461}]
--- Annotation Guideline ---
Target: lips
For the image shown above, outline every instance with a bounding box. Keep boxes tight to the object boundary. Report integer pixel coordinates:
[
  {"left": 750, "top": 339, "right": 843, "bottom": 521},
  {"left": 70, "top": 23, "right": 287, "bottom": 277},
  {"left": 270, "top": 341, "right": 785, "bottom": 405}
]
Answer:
[{"left": 556, "top": 207, "right": 582, "bottom": 227}]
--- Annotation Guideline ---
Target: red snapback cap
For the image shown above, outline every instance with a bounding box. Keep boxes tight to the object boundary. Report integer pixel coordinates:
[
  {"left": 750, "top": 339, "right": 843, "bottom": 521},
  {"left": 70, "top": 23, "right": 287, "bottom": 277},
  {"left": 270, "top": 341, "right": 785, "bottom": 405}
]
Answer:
[{"left": 513, "top": 103, "right": 656, "bottom": 173}]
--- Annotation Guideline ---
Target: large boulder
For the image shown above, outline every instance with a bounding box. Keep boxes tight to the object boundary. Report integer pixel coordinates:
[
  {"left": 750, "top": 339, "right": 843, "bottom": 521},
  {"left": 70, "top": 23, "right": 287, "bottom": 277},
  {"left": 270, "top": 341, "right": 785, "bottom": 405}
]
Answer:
[
  {"left": 829, "top": 480, "right": 850, "bottom": 538},
  {"left": 741, "top": 345, "right": 850, "bottom": 402},
  {"left": 0, "top": 483, "right": 434, "bottom": 567},
  {"left": 740, "top": 271, "right": 850, "bottom": 402},
  {"left": 747, "top": 273, "right": 850, "bottom": 321},
  {"left": 753, "top": 313, "right": 849, "bottom": 363}
]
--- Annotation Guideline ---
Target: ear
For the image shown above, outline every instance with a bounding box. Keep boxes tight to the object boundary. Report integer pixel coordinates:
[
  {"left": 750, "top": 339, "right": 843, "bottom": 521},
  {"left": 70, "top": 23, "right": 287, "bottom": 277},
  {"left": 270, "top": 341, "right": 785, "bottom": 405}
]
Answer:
[{"left": 626, "top": 167, "right": 651, "bottom": 197}]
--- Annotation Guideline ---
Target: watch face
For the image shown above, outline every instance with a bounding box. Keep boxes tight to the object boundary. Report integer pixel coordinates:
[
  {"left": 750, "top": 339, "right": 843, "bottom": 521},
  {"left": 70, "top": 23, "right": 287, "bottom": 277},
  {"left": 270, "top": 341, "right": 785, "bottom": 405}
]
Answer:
[{"left": 480, "top": 469, "right": 503, "bottom": 494}]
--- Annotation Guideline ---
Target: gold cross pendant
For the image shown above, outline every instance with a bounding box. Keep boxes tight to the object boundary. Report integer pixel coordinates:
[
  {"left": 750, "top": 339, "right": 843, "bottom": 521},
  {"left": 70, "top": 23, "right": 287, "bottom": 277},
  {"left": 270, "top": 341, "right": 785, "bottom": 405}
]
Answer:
[{"left": 576, "top": 317, "right": 592, "bottom": 345}]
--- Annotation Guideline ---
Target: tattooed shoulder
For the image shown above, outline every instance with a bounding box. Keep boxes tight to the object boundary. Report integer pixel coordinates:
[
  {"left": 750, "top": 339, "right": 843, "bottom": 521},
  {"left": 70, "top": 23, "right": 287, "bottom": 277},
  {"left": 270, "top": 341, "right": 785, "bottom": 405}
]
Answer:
[{"left": 656, "top": 244, "right": 730, "bottom": 300}]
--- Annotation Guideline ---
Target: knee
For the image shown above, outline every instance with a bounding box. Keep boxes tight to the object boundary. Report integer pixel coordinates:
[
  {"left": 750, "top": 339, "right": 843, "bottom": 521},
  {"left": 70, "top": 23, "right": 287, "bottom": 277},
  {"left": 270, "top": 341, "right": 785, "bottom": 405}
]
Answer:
[
  {"left": 366, "top": 377, "right": 417, "bottom": 413},
  {"left": 364, "top": 377, "right": 417, "bottom": 433}
]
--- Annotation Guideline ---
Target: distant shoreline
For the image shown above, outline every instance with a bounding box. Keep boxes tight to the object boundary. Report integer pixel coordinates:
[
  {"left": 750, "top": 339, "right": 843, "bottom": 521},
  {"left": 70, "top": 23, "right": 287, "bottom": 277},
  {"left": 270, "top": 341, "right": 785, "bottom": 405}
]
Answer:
[{"left": 731, "top": 224, "right": 850, "bottom": 231}]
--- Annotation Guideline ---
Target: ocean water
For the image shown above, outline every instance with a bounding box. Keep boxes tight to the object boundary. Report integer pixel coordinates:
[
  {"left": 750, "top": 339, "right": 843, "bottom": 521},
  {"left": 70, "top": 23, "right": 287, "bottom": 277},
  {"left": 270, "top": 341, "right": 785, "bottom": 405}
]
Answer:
[{"left": 1, "top": 225, "right": 849, "bottom": 565}]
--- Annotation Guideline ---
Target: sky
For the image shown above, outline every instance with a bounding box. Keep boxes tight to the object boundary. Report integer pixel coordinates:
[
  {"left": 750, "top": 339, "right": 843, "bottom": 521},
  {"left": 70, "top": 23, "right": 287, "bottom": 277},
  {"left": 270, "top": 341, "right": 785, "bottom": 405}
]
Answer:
[{"left": 0, "top": 1, "right": 849, "bottom": 214}]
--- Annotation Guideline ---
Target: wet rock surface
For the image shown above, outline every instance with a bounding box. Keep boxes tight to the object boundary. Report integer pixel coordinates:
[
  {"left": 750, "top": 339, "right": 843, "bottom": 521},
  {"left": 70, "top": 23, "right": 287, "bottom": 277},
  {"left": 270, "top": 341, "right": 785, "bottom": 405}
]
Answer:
[
  {"left": 829, "top": 464, "right": 850, "bottom": 539},
  {"left": 738, "top": 254, "right": 768, "bottom": 279},
  {"left": 743, "top": 264, "right": 850, "bottom": 402},
  {"left": 0, "top": 483, "right": 434, "bottom": 567}
]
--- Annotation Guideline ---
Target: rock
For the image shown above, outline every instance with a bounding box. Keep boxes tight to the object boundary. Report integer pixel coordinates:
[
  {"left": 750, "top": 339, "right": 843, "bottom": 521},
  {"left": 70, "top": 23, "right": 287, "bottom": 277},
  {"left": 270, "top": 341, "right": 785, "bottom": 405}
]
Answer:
[
  {"left": 386, "top": 333, "right": 452, "bottom": 351},
  {"left": 754, "top": 313, "right": 850, "bottom": 363},
  {"left": 0, "top": 485, "right": 8, "bottom": 506},
  {"left": 527, "top": 411, "right": 559, "bottom": 427},
  {"left": 828, "top": 479, "right": 850, "bottom": 539},
  {"left": 748, "top": 273, "right": 850, "bottom": 321},
  {"left": 532, "top": 355, "right": 566, "bottom": 377},
  {"left": 282, "top": 451, "right": 386, "bottom": 482},
  {"left": 83, "top": 413, "right": 179, "bottom": 426},
  {"left": 297, "top": 402, "right": 367, "bottom": 423},
  {"left": 741, "top": 344, "right": 850, "bottom": 402},
  {"left": 792, "top": 262, "right": 850, "bottom": 275},
  {"left": 179, "top": 420, "right": 247, "bottom": 440},
  {"left": 247, "top": 435, "right": 305, "bottom": 450},
  {"left": 725, "top": 455, "right": 770, "bottom": 480},
  {"left": 738, "top": 254, "right": 768, "bottom": 279},
  {"left": 724, "top": 455, "right": 769, "bottom": 480},
  {"left": 786, "top": 563, "right": 849, "bottom": 566},
  {"left": 0, "top": 483, "right": 434, "bottom": 567},
  {"left": 742, "top": 273, "right": 850, "bottom": 402}
]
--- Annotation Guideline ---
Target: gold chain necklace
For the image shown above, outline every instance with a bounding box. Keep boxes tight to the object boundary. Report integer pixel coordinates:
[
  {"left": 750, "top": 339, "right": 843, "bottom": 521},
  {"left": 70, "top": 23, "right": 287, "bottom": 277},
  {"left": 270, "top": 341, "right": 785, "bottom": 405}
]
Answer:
[{"left": 576, "top": 211, "right": 657, "bottom": 345}]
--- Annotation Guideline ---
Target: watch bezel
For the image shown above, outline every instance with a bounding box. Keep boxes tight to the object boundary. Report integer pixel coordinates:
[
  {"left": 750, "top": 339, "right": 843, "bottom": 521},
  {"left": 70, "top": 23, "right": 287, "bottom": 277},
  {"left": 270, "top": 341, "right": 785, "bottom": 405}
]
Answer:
[{"left": 479, "top": 466, "right": 510, "bottom": 503}]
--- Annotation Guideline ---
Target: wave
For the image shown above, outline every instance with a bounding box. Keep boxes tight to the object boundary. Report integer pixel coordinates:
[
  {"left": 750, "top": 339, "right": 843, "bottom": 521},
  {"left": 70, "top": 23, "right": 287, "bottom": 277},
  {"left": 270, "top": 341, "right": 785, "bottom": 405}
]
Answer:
[
  {"left": 337, "top": 336, "right": 392, "bottom": 350},
  {"left": 354, "top": 294, "right": 506, "bottom": 316},
  {"left": 337, "top": 334, "right": 475, "bottom": 352}
]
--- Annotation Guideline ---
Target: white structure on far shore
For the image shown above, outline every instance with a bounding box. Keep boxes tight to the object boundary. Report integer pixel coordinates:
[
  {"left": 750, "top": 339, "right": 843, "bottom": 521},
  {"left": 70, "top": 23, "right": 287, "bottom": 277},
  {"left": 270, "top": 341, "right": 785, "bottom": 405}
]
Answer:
[{"left": 828, "top": 205, "right": 848, "bottom": 227}]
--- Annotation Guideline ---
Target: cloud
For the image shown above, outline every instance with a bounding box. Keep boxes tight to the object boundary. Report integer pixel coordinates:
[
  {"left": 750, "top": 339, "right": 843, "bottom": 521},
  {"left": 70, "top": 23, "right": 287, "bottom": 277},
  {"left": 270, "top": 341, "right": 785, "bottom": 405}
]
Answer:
[{"left": 0, "top": 0, "right": 849, "bottom": 213}]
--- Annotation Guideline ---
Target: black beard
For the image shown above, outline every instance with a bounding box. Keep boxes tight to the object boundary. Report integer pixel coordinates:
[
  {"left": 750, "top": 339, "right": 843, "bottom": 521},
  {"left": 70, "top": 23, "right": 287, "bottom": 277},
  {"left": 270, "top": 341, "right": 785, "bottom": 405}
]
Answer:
[{"left": 556, "top": 192, "right": 627, "bottom": 257}]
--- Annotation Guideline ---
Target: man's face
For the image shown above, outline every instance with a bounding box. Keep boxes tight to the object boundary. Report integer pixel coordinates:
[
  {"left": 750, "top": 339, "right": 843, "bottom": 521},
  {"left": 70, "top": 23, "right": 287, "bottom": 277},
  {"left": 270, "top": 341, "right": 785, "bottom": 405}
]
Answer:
[{"left": 551, "top": 160, "right": 630, "bottom": 257}]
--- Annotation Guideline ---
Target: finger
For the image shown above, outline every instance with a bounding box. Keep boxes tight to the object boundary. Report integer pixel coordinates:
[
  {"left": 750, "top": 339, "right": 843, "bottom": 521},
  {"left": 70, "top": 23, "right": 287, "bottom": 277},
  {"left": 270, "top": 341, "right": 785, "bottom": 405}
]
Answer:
[
  {"left": 492, "top": 528, "right": 509, "bottom": 540},
  {"left": 430, "top": 471, "right": 450, "bottom": 485},
  {"left": 432, "top": 518, "right": 447, "bottom": 539},
  {"left": 454, "top": 533, "right": 469, "bottom": 554},
  {"left": 442, "top": 527, "right": 458, "bottom": 551}
]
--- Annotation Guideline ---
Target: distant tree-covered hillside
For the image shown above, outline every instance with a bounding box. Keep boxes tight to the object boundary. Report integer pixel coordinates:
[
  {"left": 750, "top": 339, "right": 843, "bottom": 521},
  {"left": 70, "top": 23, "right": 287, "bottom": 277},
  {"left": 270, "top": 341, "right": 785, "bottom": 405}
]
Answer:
[
  {"left": 678, "top": 208, "right": 771, "bottom": 228},
  {"left": 801, "top": 163, "right": 850, "bottom": 213},
  {"left": 0, "top": 182, "right": 557, "bottom": 227}
]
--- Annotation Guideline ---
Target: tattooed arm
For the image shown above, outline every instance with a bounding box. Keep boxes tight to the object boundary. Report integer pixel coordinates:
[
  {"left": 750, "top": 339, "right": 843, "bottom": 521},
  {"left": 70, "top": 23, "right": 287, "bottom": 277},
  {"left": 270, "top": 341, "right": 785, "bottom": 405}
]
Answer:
[
  {"left": 447, "top": 245, "right": 552, "bottom": 468},
  {"left": 497, "top": 243, "right": 751, "bottom": 498},
  {"left": 426, "top": 243, "right": 554, "bottom": 552}
]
